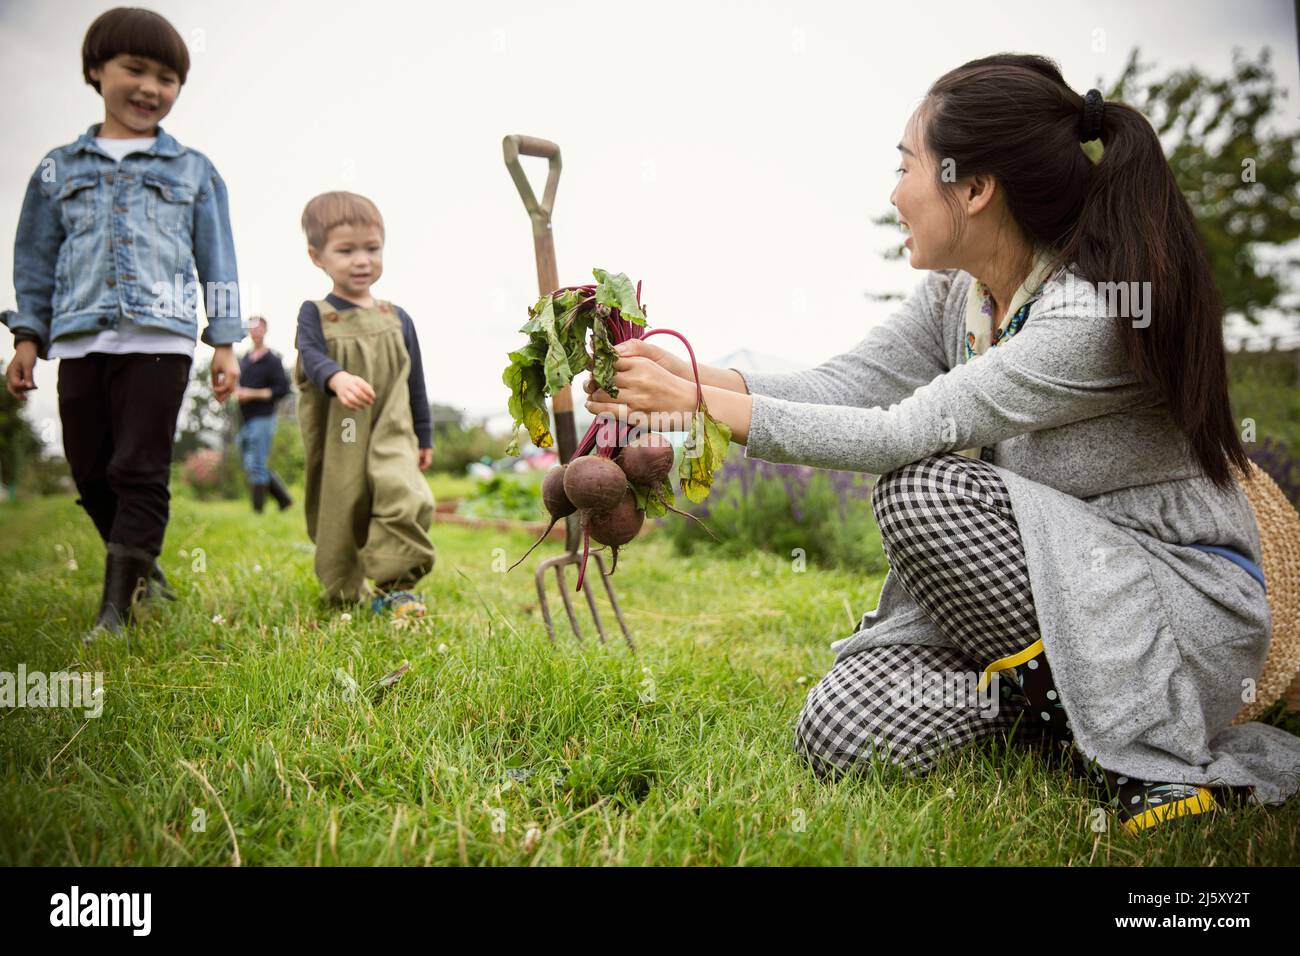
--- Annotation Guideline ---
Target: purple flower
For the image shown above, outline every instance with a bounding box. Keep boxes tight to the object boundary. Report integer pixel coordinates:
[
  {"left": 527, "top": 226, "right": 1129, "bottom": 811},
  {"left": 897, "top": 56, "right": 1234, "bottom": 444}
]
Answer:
[{"left": 1249, "top": 437, "right": 1300, "bottom": 506}]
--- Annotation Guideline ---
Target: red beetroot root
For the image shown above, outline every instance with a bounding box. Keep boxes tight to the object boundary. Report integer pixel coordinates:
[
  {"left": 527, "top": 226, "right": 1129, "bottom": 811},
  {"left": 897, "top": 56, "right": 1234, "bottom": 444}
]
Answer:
[
  {"left": 563, "top": 455, "right": 627, "bottom": 512},
  {"left": 616, "top": 432, "right": 674, "bottom": 486}
]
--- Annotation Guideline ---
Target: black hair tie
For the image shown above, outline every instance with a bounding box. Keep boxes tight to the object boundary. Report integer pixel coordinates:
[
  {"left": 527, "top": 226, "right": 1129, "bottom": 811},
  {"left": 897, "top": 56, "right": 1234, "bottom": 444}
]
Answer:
[{"left": 1080, "top": 88, "right": 1105, "bottom": 142}]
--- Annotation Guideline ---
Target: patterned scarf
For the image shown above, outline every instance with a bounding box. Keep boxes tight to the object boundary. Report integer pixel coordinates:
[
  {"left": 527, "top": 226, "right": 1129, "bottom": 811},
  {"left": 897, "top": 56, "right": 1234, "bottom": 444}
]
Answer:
[
  {"left": 954, "top": 246, "right": 1062, "bottom": 459},
  {"left": 963, "top": 246, "right": 1060, "bottom": 360}
]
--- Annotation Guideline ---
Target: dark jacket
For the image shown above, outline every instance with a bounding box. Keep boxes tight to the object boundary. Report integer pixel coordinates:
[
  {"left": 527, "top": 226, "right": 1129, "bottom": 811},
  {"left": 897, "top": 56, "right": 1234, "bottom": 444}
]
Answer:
[{"left": 238, "top": 348, "right": 289, "bottom": 423}]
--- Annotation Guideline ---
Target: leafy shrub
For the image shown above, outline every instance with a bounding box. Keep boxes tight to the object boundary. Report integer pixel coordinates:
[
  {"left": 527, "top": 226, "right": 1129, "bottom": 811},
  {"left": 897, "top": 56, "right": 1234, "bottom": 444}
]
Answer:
[
  {"left": 180, "top": 448, "right": 224, "bottom": 499},
  {"left": 457, "top": 473, "right": 543, "bottom": 520},
  {"left": 0, "top": 369, "right": 43, "bottom": 497},
  {"left": 268, "top": 417, "right": 306, "bottom": 488},
  {"left": 665, "top": 452, "right": 886, "bottom": 572},
  {"left": 1229, "top": 349, "right": 1300, "bottom": 502},
  {"left": 17, "top": 454, "right": 73, "bottom": 497},
  {"left": 431, "top": 424, "right": 504, "bottom": 475}
]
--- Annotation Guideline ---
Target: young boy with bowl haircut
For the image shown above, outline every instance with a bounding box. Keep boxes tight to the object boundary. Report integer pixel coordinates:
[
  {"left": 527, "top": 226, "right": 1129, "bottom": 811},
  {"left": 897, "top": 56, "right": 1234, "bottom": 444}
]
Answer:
[{"left": 3, "top": 7, "right": 243, "bottom": 642}]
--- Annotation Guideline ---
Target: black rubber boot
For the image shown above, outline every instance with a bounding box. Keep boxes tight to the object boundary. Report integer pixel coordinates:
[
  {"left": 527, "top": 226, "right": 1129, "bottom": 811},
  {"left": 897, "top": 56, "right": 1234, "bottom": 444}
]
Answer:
[
  {"left": 251, "top": 483, "right": 268, "bottom": 514},
  {"left": 149, "top": 560, "right": 176, "bottom": 601},
  {"left": 84, "top": 543, "right": 155, "bottom": 646},
  {"left": 266, "top": 472, "right": 293, "bottom": 511}
]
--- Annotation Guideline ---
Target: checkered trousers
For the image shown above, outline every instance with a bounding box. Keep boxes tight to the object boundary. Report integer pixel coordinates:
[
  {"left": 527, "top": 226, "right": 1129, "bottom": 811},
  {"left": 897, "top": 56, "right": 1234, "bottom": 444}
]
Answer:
[{"left": 795, "top": 452, "right": 1053, "bottom": 778}]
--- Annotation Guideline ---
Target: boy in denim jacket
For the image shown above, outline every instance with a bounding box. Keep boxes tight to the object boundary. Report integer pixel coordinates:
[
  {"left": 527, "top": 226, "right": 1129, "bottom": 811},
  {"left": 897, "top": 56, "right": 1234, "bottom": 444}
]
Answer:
[{"left": 3, "top": 8, "right": 243, "bottom": 642}]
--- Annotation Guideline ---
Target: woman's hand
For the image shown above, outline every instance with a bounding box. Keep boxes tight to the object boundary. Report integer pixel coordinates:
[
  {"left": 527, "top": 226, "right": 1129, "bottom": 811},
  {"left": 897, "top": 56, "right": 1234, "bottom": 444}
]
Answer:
[
  {"left": 608, "top": 337, "right": 690, "bottom": 380},
  {"left": 418, "top": 447, "right": 433, "bottom": 471},
  {"left": 584, "top": 343, "right": 699, "bottom": 424}
]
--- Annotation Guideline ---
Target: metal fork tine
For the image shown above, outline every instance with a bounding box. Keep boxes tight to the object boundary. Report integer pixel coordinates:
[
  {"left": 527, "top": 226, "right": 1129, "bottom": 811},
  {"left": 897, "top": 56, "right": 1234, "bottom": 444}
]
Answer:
[
  {"left": 579, "top": 567, "right": 608, "bottom": 644},
  {"left": 590, "top": 552, "right": 635, "bottom": 652},
  {"left": 533, "top": 549, "right": 635, "bottom": 650},
  {"left": 534, "top": 557, "right": 558, "bottom": 643},
  {"left": 552, "top": 558, "right": 585, "bottom": 643}
]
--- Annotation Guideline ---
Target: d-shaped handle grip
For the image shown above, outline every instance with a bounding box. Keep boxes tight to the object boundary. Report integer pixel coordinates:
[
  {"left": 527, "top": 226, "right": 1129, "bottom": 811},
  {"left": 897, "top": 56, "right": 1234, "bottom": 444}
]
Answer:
[{"left": 503, "top": 135, "right": 562, "bottom": 221}]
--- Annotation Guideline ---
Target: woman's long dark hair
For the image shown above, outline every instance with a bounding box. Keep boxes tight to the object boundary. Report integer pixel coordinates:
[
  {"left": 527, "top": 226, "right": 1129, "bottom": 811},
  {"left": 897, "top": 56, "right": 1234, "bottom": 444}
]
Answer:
[{"left": 922, "top": 53, "right": 1249, "bottom": 490}]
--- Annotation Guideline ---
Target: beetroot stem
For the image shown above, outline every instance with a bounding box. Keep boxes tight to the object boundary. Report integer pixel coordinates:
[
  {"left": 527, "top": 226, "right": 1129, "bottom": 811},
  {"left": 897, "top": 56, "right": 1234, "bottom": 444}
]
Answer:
[
  {"left": 575, "top": 416, "right": 602, "bottom": 458},
  {"left": 665, "top": 503, "right": 721, "bottom": 542},
  {"left": 507, "top": 517, "right": 561, "bottom": 572},
  {"left": 641, "top": 328, "right": 704, "bottom": 410},
  {"left": 575, "top": 523, "right": 591, "bottom": 591}
]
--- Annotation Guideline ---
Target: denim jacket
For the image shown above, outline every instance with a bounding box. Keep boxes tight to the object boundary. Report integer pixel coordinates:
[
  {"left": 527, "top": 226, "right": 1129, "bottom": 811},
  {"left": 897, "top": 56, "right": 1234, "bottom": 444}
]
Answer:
[{"left": 4, "top": 123, "right": 243, "bottom": 359}]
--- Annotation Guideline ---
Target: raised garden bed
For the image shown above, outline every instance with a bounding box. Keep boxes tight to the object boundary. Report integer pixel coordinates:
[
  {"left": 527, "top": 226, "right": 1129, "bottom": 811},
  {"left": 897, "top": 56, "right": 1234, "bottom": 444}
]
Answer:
[{"left": 432, "top": 498, "right": 564, "bottom": 540}]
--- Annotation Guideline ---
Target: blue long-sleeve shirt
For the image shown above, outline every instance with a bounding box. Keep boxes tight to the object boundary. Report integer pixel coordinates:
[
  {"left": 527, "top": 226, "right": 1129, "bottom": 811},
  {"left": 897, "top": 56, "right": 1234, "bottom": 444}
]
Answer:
[{"left": 295, "top": 294, "right": 432, "bottom": 448}]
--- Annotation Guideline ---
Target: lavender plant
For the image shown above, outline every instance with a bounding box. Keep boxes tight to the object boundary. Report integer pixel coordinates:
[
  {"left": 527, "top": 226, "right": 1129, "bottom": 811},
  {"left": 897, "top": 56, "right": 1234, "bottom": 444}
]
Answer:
[
  {"left": 665, "top": 453, "right": 886, "bottom": 572},
  {"left": 1248, "top": 436, "right": 1300, "bottom": 507}
]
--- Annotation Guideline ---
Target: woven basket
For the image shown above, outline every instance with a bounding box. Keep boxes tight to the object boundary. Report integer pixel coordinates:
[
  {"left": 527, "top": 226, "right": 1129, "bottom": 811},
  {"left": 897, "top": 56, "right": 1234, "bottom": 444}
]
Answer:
[{"left": 1232, "top": 460, "right": 1300, "bottom": 724}]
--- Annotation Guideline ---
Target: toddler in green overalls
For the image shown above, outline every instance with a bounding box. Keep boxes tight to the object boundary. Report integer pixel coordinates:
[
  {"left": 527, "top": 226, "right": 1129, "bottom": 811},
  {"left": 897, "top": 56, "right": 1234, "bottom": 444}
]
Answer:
[{"left": 295, "top": 191, "right": 435, "bottom": 616}]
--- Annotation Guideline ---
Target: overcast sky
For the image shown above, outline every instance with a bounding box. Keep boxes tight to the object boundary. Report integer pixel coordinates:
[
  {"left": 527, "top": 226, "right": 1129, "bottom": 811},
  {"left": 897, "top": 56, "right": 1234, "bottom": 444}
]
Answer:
[{"left": 2, "top": 0, "right": 1297, "bottom": 441}]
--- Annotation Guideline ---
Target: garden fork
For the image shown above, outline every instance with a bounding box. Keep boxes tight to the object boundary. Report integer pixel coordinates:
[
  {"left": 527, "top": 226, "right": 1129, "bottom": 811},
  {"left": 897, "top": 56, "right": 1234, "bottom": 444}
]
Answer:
[{"left": 502, "top": 134, "right": 635, "bottom": 651}]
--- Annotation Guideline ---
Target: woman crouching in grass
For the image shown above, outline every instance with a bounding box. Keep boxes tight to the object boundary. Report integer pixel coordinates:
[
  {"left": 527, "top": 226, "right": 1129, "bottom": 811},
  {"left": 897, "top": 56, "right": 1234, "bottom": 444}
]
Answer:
[{"left": 583, "top": 53, "right": 1300, "bottom": 835}]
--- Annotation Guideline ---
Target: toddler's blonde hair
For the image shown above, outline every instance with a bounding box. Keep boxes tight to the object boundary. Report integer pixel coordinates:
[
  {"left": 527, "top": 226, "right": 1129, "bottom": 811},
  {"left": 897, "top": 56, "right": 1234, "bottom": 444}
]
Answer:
[{"left": 301, "top": 191, "right": 385, "bottom": 252}]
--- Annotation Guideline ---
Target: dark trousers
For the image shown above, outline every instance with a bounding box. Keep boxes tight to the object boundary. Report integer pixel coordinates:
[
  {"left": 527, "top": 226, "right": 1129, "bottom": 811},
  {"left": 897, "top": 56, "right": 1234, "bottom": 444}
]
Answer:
[{"left": 57, "top": 353, "right": 192, "bottom": 558}]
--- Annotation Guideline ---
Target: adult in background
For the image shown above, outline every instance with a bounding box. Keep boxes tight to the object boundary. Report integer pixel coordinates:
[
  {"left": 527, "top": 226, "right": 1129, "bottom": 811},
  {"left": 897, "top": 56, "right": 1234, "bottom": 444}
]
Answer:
[{"left": 236, "top": 315, "right": 292, "bottom": 512}]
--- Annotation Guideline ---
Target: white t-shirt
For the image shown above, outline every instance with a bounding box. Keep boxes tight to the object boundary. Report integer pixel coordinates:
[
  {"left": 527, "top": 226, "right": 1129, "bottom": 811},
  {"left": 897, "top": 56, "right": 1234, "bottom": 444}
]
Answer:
[
  {"left": 48, "top": 135, "right": 198, "bottom": 361},
  {"left": 95, "top": 136, "right": 158, "bottom": 162}
]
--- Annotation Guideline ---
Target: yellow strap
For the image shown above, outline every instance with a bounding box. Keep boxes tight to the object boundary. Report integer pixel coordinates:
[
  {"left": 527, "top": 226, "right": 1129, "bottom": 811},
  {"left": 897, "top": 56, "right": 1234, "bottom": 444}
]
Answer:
[
  {"left": 1122, "top": 787, "right": 1217, "bottom": 835},
  {"left": 977, "top": 638, "right": 1044, "bottom": 692}
]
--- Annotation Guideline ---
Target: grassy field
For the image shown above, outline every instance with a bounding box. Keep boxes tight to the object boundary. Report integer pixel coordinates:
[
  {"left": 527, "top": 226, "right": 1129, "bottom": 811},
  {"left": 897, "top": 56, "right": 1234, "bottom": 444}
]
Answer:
[{"left": 1, "top": 488, "right": 1298, "bottom": 866}]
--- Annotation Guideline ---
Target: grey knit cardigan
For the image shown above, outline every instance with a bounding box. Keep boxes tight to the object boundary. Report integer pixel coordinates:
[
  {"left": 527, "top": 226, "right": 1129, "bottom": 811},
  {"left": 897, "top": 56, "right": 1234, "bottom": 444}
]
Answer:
[{"left": 736, "top": 265, "right": 1300, "bottom": 804}]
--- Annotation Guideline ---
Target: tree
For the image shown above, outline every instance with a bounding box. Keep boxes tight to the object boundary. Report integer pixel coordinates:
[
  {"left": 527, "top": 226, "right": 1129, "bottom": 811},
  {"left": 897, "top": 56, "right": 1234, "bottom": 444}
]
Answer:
[
  {"left": 0, "top": 360, "right": 43, "bottom": 498},
  {"left": 428, "top": 401, "right": 465, "bottom": 437},
  {"left": 1111, "top": 46, "right": 1300, "bottom": 324}
]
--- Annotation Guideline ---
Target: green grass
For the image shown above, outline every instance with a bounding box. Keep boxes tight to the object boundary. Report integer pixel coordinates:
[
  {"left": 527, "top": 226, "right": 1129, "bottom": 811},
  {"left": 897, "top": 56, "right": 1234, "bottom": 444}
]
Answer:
[{"left": 1, "top": 492, "right": 1298, "bottom": 865}]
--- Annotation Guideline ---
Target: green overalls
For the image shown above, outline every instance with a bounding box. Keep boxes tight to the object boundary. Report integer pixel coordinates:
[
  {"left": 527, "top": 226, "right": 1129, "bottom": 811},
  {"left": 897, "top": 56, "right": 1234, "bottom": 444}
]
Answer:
[{"left": 294, "top": 299, "right": 435, "bottom": 602}]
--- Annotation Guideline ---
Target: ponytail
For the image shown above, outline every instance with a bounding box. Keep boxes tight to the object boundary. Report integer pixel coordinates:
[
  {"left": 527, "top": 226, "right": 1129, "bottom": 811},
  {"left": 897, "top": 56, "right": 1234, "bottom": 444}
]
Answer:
[
  {"left": 925, "top": 54, "right": 1250, "bottom": 490},
  {"left": 1060, "top": 100, "right": 1250, "bottom": 489}
]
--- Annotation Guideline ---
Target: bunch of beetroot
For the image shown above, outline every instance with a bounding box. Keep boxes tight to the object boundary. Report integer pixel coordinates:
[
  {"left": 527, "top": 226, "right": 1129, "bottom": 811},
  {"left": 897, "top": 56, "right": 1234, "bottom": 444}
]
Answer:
[
  {"left": 508, "top": 432, "right": 679, "bottom": 582},
  {"left": 503, "top": 269, "right": 728, "bottom": 589}
]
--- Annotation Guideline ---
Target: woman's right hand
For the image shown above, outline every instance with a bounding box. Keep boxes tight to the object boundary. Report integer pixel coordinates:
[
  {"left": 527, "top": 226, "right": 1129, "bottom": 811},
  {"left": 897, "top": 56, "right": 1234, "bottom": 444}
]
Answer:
[{"left": 584, "top": 338, "right": 692, "bottom": 396}]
